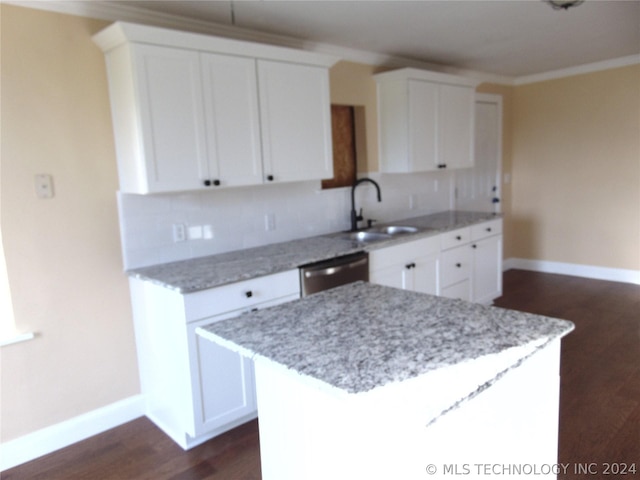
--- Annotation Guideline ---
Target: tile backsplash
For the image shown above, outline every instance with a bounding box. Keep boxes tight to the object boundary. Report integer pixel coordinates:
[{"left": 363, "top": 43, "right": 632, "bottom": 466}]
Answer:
[{"left": 118, "top": 171, "right": 453, "bottom": 269}]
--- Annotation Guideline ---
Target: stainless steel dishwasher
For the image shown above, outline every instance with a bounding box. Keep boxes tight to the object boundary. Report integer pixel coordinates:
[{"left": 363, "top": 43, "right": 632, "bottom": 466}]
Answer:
[{"left": 299, "top": 252, "right": 369, "bottom": 296}]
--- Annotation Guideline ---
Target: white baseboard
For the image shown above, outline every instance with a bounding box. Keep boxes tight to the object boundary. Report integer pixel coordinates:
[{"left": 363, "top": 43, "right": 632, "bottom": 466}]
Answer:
[
  {"left": 504, "top": 258, "right": 640, "bottom": 285},
  {"left": 0, "top": 395, "right": 145, "bottom": 472}
]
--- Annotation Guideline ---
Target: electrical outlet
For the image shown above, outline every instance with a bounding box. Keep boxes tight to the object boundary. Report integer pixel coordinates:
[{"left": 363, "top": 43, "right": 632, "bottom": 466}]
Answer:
[{"left": 172, "top": 224, "right": 186, "bottom": 242}]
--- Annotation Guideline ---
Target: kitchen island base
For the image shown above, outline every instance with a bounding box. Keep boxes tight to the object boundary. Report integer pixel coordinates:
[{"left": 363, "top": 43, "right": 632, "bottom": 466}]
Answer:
[{"left": 255, "top": 340, "right": 561, "bottom": 480}]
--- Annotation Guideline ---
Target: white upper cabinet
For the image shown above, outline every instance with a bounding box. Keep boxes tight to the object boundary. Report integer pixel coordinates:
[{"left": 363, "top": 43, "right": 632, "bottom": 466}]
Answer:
[
  {"left": 375, "top": 68, "right": 479, "bottom": 173},
  {"left": 201, "top": 53, "right": 263, "bottom": 188},
  {"left": 438, "top": 84, "right": 475, "bottom": 169},
  {"left": 258, "top": 60, "right": 333, "bottom": 183},
  {"left": 94, "top": 22, "right": 337, "bottom": 194}
]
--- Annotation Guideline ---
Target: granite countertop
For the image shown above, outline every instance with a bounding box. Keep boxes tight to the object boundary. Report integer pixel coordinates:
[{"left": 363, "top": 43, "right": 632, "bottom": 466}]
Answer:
[
  {"left": 128, "top": 210, "right": 499, "bottom": 293},
  {"left": 197, "top": 281, "right": 574, "bottom": 395}
]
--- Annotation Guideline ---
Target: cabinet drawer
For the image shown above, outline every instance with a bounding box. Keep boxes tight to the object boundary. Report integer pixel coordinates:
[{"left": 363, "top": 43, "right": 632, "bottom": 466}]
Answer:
[
  {"left": 440, "top": 279, "right": 471, "bottom": 302},
  {"left": 184, "top": 269, "right": 300, "bottom": 322},
  {"left": 440, "top": 246, "right": 471, "bottom": 287},
  {"left": 440, "top": 227, "right": 471, "bottom": 250},
  {"left": 471, "top": 219, "right": 502, "bottom": 242},
  {"left": 369, "top": 235, "right": 440, "bottom": 271}
]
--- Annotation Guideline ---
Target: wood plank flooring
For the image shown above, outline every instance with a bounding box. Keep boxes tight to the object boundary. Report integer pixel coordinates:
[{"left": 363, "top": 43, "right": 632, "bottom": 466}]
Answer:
[{"left": 4, "top": 270, "right": 639, "bottom": 479}]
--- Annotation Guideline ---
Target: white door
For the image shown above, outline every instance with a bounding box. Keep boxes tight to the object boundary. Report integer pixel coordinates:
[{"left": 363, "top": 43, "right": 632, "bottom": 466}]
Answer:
[
  {"left": 455, "top": 94, "right": 502, "bottom": 212},
  {"left": 472, "top": 235, "right": 503, "bottom": 304},
  {"left": 439, "top": 84, "right": 475, "bottom": 170},
  {"left": 257, "top": 60, "right": 333, "bottom": 183},
  {"left": 409, "top": 80, "right": 438, "bottom": 171},
  {"left": 200, "top": 53, "right": 263, "bottom": 187},
  {"left": 188, "top": 316, "right": 256, "bottom": 437},
  {"left": 413, "top": 252, "right": 439, "bottom": 295},
  {"left": 370, "top": 264, "right": 408, "bottom": 291},
  {"left": 133, "top": 44, "right": 208, "bottom": 193}
]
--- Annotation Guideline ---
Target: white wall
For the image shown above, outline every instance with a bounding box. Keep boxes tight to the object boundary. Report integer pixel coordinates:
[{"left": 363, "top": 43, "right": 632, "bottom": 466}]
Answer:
[{"left": 119, "top": 172, "right": 454, "bottom": 269}]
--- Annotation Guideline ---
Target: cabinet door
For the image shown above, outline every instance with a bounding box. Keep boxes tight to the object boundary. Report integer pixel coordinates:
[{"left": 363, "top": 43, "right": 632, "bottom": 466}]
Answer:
[
  {"left": 408, "top": 80, "right": 439, "bottom": 172},
  {"left": 472, "top": 234, "right": 503, "bottom": 304},
  {"left": 439, "top": 84, "right": 475, "bottom": 169},
  {"left": 201, "top": 53, "right": 263, "bottom": 187},
  {"left": 258, "top": 60, "right": 333, "bottom": 183},
  {"left": 413, "top": 251, "right": 439, "bottom": 296},
  {"left": 370, "top": 263, "right": 409, "bottom": 290},
  {"left": 188, "top": 314, "right": 256, "bottom": 437},
  {"left": 132, "top": 44, "right": 208, "bottom": 192}
]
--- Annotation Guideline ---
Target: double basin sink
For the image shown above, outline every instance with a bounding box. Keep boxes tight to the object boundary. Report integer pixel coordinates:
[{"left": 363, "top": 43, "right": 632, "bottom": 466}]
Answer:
[{"left": 341, "top": 225, "right": 420, "bottom": 244}]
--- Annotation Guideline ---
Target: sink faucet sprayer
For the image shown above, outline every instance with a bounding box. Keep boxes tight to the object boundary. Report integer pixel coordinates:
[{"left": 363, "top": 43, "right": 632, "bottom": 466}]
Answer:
[{"left": 350, "top": 178, "right": 382, "bottom": 231}]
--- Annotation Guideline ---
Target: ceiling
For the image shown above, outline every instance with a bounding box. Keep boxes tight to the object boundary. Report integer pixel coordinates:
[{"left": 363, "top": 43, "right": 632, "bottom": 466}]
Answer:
[
  {"left": 108, "top": 0, "right": 639, "bottom": 80},
  {"left": 12, "top": 0, "right": 639, "bottom": 81}
]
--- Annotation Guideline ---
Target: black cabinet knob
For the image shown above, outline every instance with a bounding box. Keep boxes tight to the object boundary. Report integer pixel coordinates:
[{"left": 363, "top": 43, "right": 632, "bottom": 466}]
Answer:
[
  {"left": 245, "top": 291, "right": 253, "bottom": 298},
  {"left": 213, "top": 179, "right": 221, "bottom": 186},
  {"left": 203, "top": 179, "right": 211, "bottom": 187},
  {"left": 472, "top": 244, "right": 477, "bottom": 249},
  {"left": 486, "top": 227, "right": 492, "bottom": 232},
  {"left": 456, "top": 235, "right": 462, "bottom": 240},
  {"left": 456, "top": 263, "right": 462, "bottom": 268},
  {"left": 266, "top": 175, "right": 274, "bottom": 182}
]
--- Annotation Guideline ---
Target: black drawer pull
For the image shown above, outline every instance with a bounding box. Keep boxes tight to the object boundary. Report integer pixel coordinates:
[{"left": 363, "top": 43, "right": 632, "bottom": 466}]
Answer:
[
  {"left": 456, "top": 263, "right": 462, "bottom": 268},
  {"left": 486, "top": 227, "right": 492, "bottom": 232},
  {"left": 456, "top": 235, "right": 462, "bottom": 240},
  {"left": 245, "top": 291, "right": 253, "bottom": 298}
]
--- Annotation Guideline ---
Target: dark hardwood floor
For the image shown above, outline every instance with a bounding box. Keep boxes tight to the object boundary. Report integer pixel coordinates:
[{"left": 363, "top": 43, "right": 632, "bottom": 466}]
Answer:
[{"left": 4, "top": 270, "right": 639, "bottom": 479}]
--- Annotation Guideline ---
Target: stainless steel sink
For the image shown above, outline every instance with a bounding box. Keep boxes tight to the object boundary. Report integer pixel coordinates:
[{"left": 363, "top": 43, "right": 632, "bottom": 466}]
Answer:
[
  {"left": 372, "top": 226, "right": 419, "bottom": 235},
  {"left": 345, "top": 231, "right": 391, "bottom": 243}
]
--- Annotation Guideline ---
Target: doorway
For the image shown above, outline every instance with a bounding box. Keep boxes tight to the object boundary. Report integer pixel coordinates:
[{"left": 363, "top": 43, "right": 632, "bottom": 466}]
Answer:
[{"left": 454, "top": 93, "right": 502, "bottom": 213}]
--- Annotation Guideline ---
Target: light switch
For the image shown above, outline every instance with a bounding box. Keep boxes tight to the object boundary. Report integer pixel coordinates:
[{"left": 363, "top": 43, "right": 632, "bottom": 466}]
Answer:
[{"left": 34, "top": 174, "right": 54, "bottom": 199}]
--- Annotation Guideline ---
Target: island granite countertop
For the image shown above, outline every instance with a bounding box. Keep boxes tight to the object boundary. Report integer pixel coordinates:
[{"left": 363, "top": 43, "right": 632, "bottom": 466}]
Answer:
[
  {"left": 197, "top": 281, "right": 574, "bottom": 396},
  {"left": 128, "top": 210, "right": 499, "bottom": 293}
]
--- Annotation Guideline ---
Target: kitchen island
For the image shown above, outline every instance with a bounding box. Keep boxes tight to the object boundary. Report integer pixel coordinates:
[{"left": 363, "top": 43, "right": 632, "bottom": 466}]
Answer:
[{"left": 198, "top": 282, "right": 574, "bottom": 479}]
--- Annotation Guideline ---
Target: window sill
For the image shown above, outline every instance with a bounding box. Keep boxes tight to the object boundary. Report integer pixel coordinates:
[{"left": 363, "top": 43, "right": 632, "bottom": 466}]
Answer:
[{"left": 0, "top": 332, "right": 36, "bottom": 347}]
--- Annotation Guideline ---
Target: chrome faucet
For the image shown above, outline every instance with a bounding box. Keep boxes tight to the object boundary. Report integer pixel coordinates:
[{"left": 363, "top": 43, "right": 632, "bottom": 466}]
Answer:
[{"left": 350, "top": 178, "right": 382, "bottom": 231}]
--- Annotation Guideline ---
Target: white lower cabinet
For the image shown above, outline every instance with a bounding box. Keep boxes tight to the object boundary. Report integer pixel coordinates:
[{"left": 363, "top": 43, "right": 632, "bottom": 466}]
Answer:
[
  {"left": 439, "top": 219, "right": 503, "bottom": 303},
  {"left": 470, "top": 220, "right": 503, "bottom": 304},
  {"left": 129, "top": 269, "right": 300, "bottom": 449},
  {"left": 370, "top": 236, "right": 440, "bottom": 295},
  {"left": 371, "top": 219, "right": 502, "bottom": 304},
  {"left": 439, "top": 227, "right": 473, "bottom": 301}
]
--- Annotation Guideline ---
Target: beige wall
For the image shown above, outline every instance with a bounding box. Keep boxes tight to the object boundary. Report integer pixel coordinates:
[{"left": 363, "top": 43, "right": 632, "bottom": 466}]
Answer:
[
  {"left": 510, "top": 65, "right": 640, "bottom": 271},
  {"left": 1, "top": 1, "right": 638, "bottom": 449},
  {"left": 1, "top": 5, "right": 139, "bottom": 441}
]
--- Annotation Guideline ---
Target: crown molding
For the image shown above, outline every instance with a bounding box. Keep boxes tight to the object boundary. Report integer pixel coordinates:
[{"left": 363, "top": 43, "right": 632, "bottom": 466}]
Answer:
[{"left": 514, "top": 54, "right": 640, "bottom": 85}]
